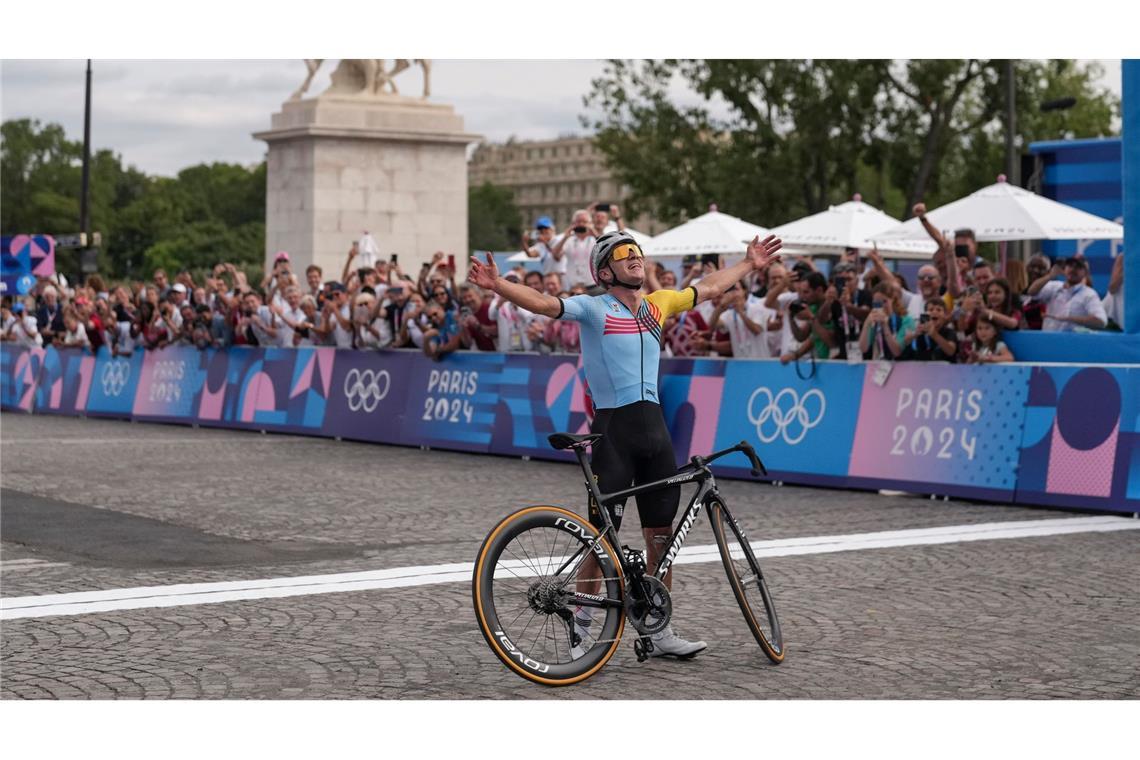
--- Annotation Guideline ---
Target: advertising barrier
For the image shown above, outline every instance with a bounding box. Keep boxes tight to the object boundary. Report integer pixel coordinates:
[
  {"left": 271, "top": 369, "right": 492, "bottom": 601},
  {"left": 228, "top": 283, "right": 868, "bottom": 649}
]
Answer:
[
  {"left": 848, "top": 364, "right": 1031, "bottom": 502},
  {"left": 1, "top": 343, "right": 1136, "bottom": 513}
]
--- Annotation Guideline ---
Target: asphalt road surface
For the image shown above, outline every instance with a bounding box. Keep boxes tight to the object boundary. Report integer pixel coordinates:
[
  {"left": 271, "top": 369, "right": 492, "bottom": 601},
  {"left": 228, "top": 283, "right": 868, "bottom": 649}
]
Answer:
[{"left": 2, "top": 413, "right": 1138, "bottom": 699}]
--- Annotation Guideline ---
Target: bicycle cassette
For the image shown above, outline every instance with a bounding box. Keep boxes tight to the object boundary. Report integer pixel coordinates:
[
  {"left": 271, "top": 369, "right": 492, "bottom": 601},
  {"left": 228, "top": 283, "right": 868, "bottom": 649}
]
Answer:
[{"left": 625, "top": 576, "right": 672, "bottom": 635}]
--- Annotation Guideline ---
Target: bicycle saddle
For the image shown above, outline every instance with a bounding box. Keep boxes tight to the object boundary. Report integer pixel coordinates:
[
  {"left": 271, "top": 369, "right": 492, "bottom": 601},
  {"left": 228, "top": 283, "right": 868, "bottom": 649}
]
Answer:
[{"left": 547, "top": 432, "right": 603, "bottom": 451}]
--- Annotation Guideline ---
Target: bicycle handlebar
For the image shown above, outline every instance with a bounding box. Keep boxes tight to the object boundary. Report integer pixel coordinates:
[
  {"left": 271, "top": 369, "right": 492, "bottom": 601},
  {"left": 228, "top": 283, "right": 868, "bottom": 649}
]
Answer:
[{"left": 687, "top": 441, "right": 768, "bottom": 478}]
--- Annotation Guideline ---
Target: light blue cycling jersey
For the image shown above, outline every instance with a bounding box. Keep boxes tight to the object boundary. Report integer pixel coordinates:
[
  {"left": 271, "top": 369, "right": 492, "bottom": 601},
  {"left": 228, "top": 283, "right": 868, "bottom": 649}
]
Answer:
[{"left": 558, "top": 287, "right": 698, "bottom": 409}]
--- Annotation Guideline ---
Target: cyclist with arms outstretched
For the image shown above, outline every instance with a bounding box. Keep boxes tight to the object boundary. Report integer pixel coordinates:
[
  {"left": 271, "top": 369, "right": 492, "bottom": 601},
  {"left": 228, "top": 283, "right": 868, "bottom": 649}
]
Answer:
[{"left": 467, "top": 231, "right": 782, "bottom": 658}]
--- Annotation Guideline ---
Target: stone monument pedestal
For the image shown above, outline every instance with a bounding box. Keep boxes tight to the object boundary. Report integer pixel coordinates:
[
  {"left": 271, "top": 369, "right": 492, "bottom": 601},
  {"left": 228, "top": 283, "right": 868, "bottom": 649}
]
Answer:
[{"left": 254, "top": 94, "right": 479, "bottom": 284}]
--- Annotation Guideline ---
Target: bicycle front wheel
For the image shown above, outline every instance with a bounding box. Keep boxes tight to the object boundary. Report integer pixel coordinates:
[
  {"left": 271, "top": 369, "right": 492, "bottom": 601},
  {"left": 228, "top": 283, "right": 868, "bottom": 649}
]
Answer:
[
  {"left": 472, "top": 505, "right": 625, "bottom": 686},
  {"left": 709, "top": 500, "right": 785, "bottom": 664}
]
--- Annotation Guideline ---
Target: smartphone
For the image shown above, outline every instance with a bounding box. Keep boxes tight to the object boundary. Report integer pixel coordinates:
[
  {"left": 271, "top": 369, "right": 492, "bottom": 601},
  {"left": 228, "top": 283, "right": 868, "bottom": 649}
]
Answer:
[
  {"left": 595, "top": 202, "right": 611, "bottom": 213},
  {"left": 920, "top": 314, "right": 931, "bottom": 324},
  {"left": 448, "top": 254, "right": 456, "bottom": 269},
  {"left": 700, "top": 253, "right": 719, "bottom": 268},
  {"left": 390, "top": 253, "right": 399, "bottom": 264}
]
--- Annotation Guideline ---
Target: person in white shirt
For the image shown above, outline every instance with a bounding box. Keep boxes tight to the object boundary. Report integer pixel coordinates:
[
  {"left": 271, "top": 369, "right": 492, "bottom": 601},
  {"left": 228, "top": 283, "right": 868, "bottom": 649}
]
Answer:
[
  {"left": 522, "top": 217, "right": 567, "bottom": 277},
  {"left": 490, "top": 272, "right": 535, "bottom": 351},
  {"left": 60, "top": 308, "right": 90, "bottom": 349},
  {"left": 708, "top": 284, "right": 773, "bottom": 358},
  {"left": 273, "top": 286, "right": 308, "bottom": 347},
  {"left": 3, "top": 301, "right": 44, "bottom": 347},
  {"left": 550, "top": 209, "right": 596, "bottom": 288},
  {"left": 1027, "top": 257, "right": 1107, "bottom": 332},
  {"left": 322, "top": 284, "right": 354, "bottom": 348},
  {"left": 353, "top": 292, "right": 392, "bottom": 348},
  {"left": 763, "top": 264, "right": 803, "bottom": 355}
]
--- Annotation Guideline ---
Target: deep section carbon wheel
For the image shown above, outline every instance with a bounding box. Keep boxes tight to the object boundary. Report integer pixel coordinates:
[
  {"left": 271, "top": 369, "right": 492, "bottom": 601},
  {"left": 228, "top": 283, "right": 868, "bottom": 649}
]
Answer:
[
  {"left": 472, "top": 506, "right": 625, "bottom": 686},
  {"left": 709, "top": 501, "right": 785, "bottom": 664}
]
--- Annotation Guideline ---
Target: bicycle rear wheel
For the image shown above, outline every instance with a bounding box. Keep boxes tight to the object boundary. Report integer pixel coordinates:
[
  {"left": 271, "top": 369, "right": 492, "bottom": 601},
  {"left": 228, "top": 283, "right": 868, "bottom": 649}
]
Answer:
[
  {"left": 472, "top": 505, "right": 625, "bottom": 686},
  {"left": 709, "top": 500, "right": 785, "bottom": 664}
]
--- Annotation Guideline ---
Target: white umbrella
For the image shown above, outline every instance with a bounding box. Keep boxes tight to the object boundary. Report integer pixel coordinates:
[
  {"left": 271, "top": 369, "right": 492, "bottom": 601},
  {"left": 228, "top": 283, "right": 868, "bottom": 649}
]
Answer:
[
  {"left": 769, "top": 195, "right": 937, "bottom": 260},
  {"left": 874, "top": 175, "right": 1125, "bottom": 243},
  {"left": 644, "top": 205, "right": 768, "bottom": 258},
  {"left": 603, "top": 224, "right": 654, "bottom": 248}
]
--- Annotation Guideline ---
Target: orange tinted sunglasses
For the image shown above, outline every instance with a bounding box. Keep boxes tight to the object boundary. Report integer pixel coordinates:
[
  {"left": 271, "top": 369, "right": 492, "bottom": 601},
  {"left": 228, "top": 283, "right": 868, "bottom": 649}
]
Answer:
[{"left": 609, "top": 243, "right": 644, "bottom": 262}]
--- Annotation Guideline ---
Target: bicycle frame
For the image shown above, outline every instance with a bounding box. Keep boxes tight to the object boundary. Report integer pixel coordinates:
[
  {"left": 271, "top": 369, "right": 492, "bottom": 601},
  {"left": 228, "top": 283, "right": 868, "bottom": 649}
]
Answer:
[{"left": 560, "top": 440, "right": 767, "bottom": 610}]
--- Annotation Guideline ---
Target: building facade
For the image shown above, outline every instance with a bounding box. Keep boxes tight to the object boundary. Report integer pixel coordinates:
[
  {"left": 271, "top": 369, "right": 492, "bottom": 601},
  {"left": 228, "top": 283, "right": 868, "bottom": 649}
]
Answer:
[{"left": 467, "top": 136, "right": 664, "bottom": 234}]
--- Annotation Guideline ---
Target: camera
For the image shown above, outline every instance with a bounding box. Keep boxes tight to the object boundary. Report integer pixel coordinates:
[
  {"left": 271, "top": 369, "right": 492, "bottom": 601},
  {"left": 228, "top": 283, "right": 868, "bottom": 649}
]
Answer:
[
  {"left": 834, "top": 276, "right": 849, "bottom": 290},
  {"left": 789, "top": 301, "right": 806, "bottom": 316},
  {"left": 595, "top": 202, "right": 611, "bottom": 213},
  {"left": 920, "top": 314, "right": 931, "bottom": 324}
]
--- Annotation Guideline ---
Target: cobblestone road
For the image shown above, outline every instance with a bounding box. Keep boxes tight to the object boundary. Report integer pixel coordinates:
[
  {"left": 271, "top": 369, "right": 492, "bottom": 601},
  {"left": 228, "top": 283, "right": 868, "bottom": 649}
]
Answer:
[{"left": 2, "top": 413, "right": 1137, "bottom": 699}]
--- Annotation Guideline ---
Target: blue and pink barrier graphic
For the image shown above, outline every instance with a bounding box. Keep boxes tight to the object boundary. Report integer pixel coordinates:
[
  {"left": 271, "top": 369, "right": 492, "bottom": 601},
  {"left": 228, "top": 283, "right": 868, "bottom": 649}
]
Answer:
[{"left": 2, "top": 344, "right": 1136, "bottom": 513}]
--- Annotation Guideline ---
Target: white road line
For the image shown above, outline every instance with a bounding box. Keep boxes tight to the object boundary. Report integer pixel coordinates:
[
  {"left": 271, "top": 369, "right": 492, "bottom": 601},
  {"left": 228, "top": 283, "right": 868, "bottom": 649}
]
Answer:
[{"left": 1, "top": 515, "right": 1137, "bottom": 621}]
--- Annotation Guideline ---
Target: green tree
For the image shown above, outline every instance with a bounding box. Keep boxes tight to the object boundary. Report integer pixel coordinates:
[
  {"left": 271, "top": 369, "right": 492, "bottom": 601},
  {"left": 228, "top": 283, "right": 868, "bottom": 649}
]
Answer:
[
  {"left": 2, "top": 118, "right": 267, "bottom": 283},
  {"left": 583, "top": 60, "right": 1119, "bottom": 228},
  {"left": 468, "top": 181, "right": 522, "bottom": 252}
]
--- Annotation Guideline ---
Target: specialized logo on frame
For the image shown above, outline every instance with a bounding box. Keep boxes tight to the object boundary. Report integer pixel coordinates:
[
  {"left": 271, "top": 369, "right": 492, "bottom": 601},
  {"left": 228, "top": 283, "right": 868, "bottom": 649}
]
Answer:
[
  {"left": 344, "top": 368, "right": 391, "bottom": 412},
  {"left": 101, "top": 361, "right": 131, "bottom": 397},
  {"left": 747, "top": 387, "right": 826, "bottom": 445}
]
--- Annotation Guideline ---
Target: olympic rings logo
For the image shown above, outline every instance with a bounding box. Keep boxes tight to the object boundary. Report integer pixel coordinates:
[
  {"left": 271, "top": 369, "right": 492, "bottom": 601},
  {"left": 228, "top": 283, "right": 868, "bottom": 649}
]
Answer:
[
  {"left": 344, "top": 368, "right": 390, "bottom": 413},
  {"left": 101, "top": 361, "right": 131, "bottom": 397},
  {"left": 746, "top": 387, "right": 826, "bottom": 446}
]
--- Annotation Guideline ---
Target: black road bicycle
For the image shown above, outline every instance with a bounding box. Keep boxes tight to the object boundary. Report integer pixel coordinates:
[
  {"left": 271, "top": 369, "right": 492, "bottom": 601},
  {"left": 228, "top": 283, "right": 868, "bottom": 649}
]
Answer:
[{"left": 472, "top": 433, "right": 784, "bottom": 686}]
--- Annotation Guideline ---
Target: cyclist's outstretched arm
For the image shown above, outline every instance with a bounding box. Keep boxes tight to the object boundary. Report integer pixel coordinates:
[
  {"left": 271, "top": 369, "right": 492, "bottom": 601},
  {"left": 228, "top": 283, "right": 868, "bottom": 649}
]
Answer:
[
  {"left": 694, "top": 235, "right": 782, "bottom": 304},
  {"left": 468, "top": 253, "right": 563, "bottom": 318}
]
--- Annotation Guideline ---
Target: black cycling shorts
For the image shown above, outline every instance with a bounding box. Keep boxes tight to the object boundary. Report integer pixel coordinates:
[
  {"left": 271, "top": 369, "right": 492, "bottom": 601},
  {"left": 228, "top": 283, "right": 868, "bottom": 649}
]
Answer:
[{"left": 587, "top": 401, "right": 680, "bottom": 531}]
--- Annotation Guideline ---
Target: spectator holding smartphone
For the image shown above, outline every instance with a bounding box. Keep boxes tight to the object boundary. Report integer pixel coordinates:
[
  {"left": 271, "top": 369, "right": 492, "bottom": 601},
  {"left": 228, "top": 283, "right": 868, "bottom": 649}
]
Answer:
[
  {"left": 3, "top": 300, "right": 43, "bottom": 347},
  {"left": 458, "top": 283, "right": 498, "bottom": 351},
  {"left": 706, "top": 283, "right": 772, "bottom": 358},
  {"left": 900, "top": 299, "right": 958, "bottom": 362},
  {"left": 422, "top": 301, "right": 461, "bottom": 360},
  {"left": 858, "top": 282, "right": 912, "bottom": 360},
  {"left": 521, "top": 217, "right": 567, "bottom": 277},
  {"left": 1027, "top": 256, "right": 1107, "bottom": 332},
  {"left": 551, "top": 209, "right": 596, "bottom": 289},
  {"left": 778, "top": 271, "right": 837, "bottom": 364}
]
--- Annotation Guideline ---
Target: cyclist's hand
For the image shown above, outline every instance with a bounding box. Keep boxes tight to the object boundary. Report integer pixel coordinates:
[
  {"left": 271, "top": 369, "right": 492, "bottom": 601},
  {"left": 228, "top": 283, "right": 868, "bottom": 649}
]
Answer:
[
  {"left": 467, "top": 252, "right": 499, "bottom": 290},
  {"left": 747, "top": 235, "right": 783, "bottom": 271}
]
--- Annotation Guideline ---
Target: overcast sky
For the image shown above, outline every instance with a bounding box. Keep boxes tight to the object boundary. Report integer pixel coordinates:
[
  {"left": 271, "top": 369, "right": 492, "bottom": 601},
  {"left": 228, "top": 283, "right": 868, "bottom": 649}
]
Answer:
[{"left": 0, "top": 59, "right": 1124, "bottom": 178}]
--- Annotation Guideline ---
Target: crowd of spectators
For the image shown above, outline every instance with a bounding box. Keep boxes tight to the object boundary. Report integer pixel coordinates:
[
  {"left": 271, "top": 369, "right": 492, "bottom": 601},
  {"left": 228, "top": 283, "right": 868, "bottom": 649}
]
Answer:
[{"left": 0, "top": 202, "right": 1124, "bottom": 366}]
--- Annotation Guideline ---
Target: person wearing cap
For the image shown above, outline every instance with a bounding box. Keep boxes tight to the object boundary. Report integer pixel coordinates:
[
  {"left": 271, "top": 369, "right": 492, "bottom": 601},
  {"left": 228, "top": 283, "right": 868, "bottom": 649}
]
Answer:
[
  {"left": 1027, "top": 256, "right": 1107, "bottom": 332},
  {"left": 3, "top": 299, "right": 44, "bottom": 347},
  {"left": 520, "top": 216, "right": 566, "bottom": 277},
  {"left": 165, "top": 283, "right": 189, "bottom": 331},
  {"left": 468, "top": 230, "right": 783, "bottom": 661}
]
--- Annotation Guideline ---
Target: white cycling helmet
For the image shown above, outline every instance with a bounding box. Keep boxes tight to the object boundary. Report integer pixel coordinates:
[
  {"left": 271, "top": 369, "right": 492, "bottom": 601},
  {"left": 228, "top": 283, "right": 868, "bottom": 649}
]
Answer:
[{"left": 589, "top": 231, "right": 641, "bottom": 288}]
